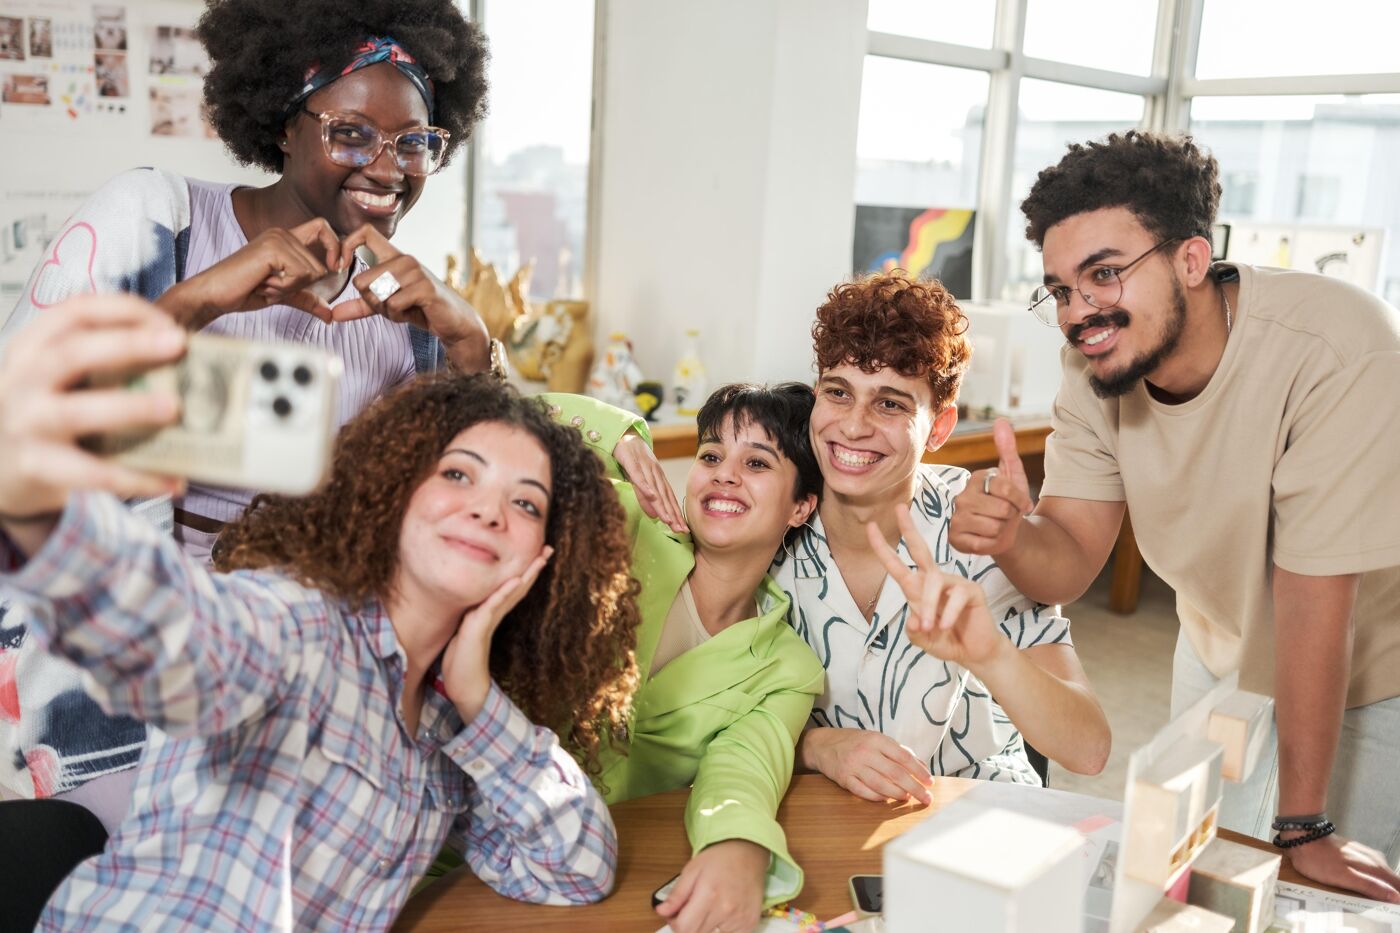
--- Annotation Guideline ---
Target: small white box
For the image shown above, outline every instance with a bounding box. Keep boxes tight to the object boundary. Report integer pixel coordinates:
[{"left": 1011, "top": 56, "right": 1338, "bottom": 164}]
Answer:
[
  {"left": 958, "top": 300, "right": 1067, "bottom": 417},
  {"left": 1186, "top": 837, "right": 1280, "bottom": 933},
  {"left": 1207, "top": 691, "right": 1273, "bottom": 783},
  {"left": 1125, "top": 735, "right": 1224, "bottom": 887},
  {"left": 1135, "top": 897, "right": 1237, "bottom": 932},
  {"left": 883, "top": 800, "right": 1086, "bottom": 933}
]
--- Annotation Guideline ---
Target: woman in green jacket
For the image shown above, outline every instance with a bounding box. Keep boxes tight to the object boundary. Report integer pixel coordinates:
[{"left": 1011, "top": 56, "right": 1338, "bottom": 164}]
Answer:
[{"left": 550, "top": 384, "right": 824, "bottom": 933}]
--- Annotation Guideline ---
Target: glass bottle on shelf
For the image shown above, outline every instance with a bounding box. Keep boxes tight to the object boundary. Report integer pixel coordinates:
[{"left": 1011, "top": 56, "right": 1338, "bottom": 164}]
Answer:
[{"left": 671, "top": 329, "right": 708, "bottom": 417}]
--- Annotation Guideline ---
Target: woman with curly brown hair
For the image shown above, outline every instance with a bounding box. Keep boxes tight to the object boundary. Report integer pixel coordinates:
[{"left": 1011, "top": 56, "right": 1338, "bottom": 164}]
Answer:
[
  {"left": 0, "top": 0, "right": 498, "bottom": 843},
  {"left": 0, "top": 296, "right": 639, "bottom": 930},
  {"left": 772, "top": 271, "right": 1110, "bottom": 802}
]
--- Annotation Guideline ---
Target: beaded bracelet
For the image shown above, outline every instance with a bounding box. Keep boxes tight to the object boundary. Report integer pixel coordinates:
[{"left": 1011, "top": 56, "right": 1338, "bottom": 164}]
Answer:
[{"left": 1272, "top": 819, "right": 1336, "bottom": 849}]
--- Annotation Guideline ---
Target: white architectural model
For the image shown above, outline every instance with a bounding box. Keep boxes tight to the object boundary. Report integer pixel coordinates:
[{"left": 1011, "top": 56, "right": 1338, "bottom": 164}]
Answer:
[
  {"left": 1186, "top": 837, "right": 1281, "bottom": 933},
  {"left": 1206, "top": 691, "right": 1272, "bottom": 784},
  {"left": 884, "top": 801, "right": 1085, "bottom": 933}
]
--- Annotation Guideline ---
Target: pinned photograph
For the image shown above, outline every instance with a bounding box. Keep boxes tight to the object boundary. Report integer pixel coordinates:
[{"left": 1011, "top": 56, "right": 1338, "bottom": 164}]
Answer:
[
  {"left": 151, "top": 85, "right": 216, "bottom": 138},
  {"left": 0, "top": 16, "right": 24, "bottom": 60},
  {"left": 93, "top": 5, "right": 127, "bottom": 51},
  {"left": 29, "top": 17, "right": 52, "bottom": 58},
  {"left": 2, "top": 74, "right": 50, "bottom": 105},
  {"left": 95, "top": 51, "right": 129, "bottom": 98},
  {"left": 149, "top": 25, "right": 208, "bottom": 77}
]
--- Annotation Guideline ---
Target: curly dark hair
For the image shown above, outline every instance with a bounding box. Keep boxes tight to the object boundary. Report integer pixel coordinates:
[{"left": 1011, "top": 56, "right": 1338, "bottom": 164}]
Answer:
[
  {"left": 812, "top": 272, "right": 971, "bottom": 412},
  {"left": 213, "top": 374, "right": 639, "bottom": 776},
  {"left": 197, "top": 0, "right": 489, "bottom": 173},
  {"left": 697, "top": 382, "right": 822, "bottom": 504},
  {"left": 1021, "top": 130, "right": 1222, "bottom": 248}
]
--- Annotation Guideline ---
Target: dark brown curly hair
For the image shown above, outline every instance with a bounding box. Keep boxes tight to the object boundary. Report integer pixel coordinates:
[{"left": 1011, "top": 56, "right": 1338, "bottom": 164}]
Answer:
[
  {"left": 213, "top": 373, "right": 639, "bottom": 776},
  {"left": 811, "top": 271, "right": 972, "bottom": 412},
  {"left": 1021, "top": 130, "right": 1222, "bottom": 248}
]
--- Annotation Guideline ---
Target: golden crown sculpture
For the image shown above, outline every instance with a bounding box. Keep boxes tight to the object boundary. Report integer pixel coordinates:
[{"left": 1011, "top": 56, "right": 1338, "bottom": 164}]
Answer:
[{"left": 447, "top": 250, "right": 595, "bottom": 394}]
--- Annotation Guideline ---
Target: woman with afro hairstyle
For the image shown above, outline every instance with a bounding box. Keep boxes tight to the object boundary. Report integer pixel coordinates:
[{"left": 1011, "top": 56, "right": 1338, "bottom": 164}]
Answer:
[
  {"left": 4, "top": 0, "right": 493, "bottom": 563},
  {"left": 0, "top": 0, "right": 493, "bottom": 868},
  {"left": 0, "top": 295, "right": 641, "bottom": 929}
]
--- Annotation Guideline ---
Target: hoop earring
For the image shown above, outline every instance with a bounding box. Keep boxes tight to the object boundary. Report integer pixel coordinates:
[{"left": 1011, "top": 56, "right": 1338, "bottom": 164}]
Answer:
[{"left": 781, "top": 517, "right": 816, "bottom": 562}]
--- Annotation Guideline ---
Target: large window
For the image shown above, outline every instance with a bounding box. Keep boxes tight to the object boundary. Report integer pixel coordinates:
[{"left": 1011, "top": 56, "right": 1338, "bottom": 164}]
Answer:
[
  {"left": 866, "top": 0, "right": 996, "bottom": 49},
  {"left": 1190, "top": 94, "right": 1400, "bottom": 306},
  {"left": 855, "top": 58, "right": 989, "bottom": 210},
  {"left": 855, "top": 0, "right": 1400, "bottom": 307},
  {"left": 1003, "top": 80, "right": 1146, "bottom": 301},
  {"left": 470, "top": 0, "right": 595, "bottom": 301},
  {"left": 1196, "top": 0, "right": 1400, "bottom": 79},
  {"left": 1022, "top": 0, "right": 1161, "bottom": 77}
]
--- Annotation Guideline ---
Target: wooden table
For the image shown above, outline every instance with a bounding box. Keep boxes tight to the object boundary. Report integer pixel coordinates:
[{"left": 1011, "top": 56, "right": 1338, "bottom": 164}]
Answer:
[
  {"left": 394, "top": 774, "right": 1329, "bottom": 931},
  {"left": 652, "top": 418, "right": 1144, "bottom": 614}
]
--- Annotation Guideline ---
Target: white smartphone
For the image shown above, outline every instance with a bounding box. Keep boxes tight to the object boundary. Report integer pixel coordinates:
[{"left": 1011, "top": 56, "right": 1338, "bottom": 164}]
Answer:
[{"left": 90, "top": 332, "right": 342, "bottom": 496}]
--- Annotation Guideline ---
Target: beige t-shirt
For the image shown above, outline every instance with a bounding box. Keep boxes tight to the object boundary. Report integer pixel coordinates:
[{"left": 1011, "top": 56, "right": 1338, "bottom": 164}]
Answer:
[
  {"left": 649, "top": 581, "right": 712, "bottom": 674},
  {"left": 1043, "top": 263, "right": 1400, "bottom": 707}
]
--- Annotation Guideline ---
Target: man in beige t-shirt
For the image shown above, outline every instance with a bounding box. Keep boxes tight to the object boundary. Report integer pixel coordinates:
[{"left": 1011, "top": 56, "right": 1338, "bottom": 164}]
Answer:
[{"left": 950, "top": 131, "right": 1400, "bottom": 902}]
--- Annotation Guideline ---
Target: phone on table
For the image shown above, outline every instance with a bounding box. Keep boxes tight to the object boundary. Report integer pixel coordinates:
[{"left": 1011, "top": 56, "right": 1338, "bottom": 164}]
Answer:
[
  {"left": 849, "top": 874, "right": 883, "bottom": 917},
  {"left": 652, "top": 873, "right": 680, "bottom": 909},
  {"left": 88, "top": 332, "right": 342, "bottom": 496}
]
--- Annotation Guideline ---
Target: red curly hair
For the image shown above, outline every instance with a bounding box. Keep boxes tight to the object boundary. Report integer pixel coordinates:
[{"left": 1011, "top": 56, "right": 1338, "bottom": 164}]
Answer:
[{"left": 811, "top": 271, "right": 972, "bottom": 412}]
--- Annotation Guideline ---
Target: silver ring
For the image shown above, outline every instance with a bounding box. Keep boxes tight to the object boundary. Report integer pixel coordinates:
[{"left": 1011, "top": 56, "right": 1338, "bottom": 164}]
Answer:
[
  {"left": 983, "top": 467, "right": 999, "bottom": 495},
  {"left": 368, "top": 270, "right": 402, "bottom": 302}
]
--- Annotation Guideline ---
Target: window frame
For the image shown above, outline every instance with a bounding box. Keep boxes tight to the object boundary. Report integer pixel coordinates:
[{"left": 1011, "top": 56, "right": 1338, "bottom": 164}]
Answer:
[{"left": 862, "top": 0, "right": 1400, "bottom": 300}]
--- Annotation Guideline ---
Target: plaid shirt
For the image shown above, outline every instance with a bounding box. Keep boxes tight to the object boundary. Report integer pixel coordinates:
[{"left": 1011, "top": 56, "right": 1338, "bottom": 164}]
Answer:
[{"left": 0, "top": 492, "right": 616, "bottom": 930}]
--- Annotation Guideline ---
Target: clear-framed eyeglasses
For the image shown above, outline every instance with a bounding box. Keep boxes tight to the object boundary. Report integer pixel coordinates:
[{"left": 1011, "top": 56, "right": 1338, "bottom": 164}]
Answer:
[
  {"left": 304, "top": 108, "right": 451, "bottom": 177},
  {"left": 1027, "top": 238, "right": 1180, "bottom": 326}
]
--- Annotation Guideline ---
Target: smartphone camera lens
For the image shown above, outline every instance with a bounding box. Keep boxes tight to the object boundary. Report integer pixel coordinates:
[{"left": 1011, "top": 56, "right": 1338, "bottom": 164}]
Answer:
[
  {"left": 293, "top": 365, "right": 313, "bottom": 386},
  {"left": 273, "top": 397, "right": 293, "bottom": 418},
  {"left": 260, "top": 361, "right": 279, "bottom": 382}
]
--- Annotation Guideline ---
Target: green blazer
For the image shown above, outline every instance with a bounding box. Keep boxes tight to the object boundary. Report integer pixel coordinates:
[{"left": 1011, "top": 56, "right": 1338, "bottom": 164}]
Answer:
[{"left": 546, "top": 394, "right": 825, "bottom": 907}]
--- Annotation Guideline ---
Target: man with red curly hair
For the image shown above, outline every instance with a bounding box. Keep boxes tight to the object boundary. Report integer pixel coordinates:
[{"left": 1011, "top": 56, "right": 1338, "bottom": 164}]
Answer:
[{"left": 770, "top": 272, "right": 1110, "bottom": 800}]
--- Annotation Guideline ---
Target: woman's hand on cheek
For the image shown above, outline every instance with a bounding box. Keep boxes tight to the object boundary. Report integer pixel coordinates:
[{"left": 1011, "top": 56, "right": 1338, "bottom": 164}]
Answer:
[
  {"left": 332, "top": 224, "right": 491, "bottom": 372},
  {"left": 654, "top": 839, "right": 768, "bottom": 933},
  {"left": 440, "top": 545, "right": 553, "bottom": 723}
]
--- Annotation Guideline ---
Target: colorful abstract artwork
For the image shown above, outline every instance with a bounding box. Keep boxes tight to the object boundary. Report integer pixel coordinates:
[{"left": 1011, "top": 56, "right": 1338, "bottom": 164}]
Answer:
[{"left": 853, "top": 205, "right": 976, "bottom": 298}]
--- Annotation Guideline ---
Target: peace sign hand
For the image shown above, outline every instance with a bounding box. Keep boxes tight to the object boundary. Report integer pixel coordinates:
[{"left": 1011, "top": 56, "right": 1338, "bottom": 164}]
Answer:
[{"left": 867, "top": 506, "right": 1008, "bottom": 667}]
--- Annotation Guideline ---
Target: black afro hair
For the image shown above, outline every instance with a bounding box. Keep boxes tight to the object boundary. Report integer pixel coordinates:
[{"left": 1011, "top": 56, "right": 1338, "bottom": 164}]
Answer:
[
  {"left": 197, "top": 0, "right": 488, "bottom": 174},
  {"left": 1020, "top": 130, "right": 1221, "bottom": 249}
]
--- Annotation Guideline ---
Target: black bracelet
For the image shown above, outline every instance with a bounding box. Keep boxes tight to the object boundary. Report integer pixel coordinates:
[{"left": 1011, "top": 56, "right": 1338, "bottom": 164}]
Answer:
[
  {"left": 1272, "top": 812, "right": 1329, "bottom": 832},
  {"left": 1273, "top": 820, "right": 1337, "bottom": 849}
]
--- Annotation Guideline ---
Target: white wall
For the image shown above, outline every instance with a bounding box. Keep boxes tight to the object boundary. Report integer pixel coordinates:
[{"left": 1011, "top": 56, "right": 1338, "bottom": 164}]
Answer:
[{"left": 592, "top": 0, "right": 868, "bottom": 390}]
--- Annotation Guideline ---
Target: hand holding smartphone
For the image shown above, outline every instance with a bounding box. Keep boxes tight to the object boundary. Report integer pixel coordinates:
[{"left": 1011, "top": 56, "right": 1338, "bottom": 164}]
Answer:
[{"left": 89, "top": 332, "right": 342, "bottom": 495}]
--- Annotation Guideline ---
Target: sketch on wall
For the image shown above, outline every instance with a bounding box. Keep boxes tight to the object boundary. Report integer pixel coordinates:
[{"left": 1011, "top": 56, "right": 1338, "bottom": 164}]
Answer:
[{"left": 1226, "top": 222, "right": 1388, "bottom": 294}]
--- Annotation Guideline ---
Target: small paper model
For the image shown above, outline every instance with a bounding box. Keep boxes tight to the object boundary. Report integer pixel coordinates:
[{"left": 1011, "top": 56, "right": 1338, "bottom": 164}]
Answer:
[
  {"left": 1186, "top": 837, "right": 1280, "bottom": 933},
  {"left": 1124, "top": 735, "right": 1224, "bottom": 887},
  {"left": 883, "top": 801, "right": 1085, "bottom": 933},
  {"left": 1135, "top": 897, "right": 1236, "bottom": 932},
  {"left": 1206, "top": 691, "right": 1273, "bottom": 783}
]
